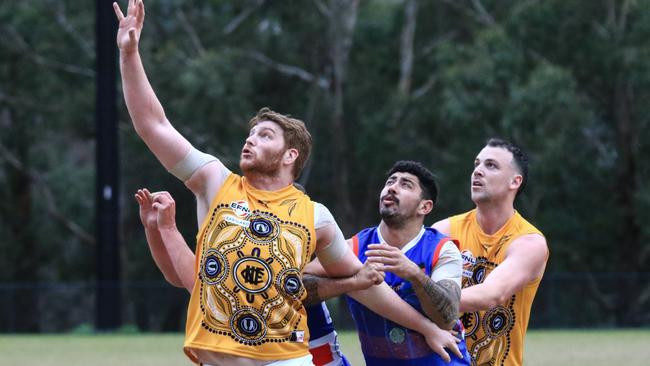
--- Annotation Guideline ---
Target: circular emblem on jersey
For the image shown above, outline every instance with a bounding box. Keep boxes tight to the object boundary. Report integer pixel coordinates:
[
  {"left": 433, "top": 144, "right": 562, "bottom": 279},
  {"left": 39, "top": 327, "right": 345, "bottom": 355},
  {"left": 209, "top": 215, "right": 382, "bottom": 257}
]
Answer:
[
  {"left": 201, "top": 249, "right": 228, "bottom": 285},
  {"left": 276, "top": 269, "right": 304, "bottom": 298},
  {"left": 244, "top": 213, "right": 280, "bottom": 243},
  {"left": 461, "top": 311, "right": 480, "bottom": 337},
  {"left": 483, "top": 306, "right": 514, "bottom": 338},
  {"left": 231, "top": 309, "right": 267, "bottom": 342},
  {"left": 473, "top": 265, "right": 486, "bottom": 284},
  {"left": 250, "top": 218, "right": 272, "bottom": 237},
  {"left": 233, "top": 257, "right": 272, "bottom": 294},
  {"left": 389, "top": 327, "right": 406, "bottom": 344},
  {"left": 284, "top": 275, "right": 301, "bottom": 295}
]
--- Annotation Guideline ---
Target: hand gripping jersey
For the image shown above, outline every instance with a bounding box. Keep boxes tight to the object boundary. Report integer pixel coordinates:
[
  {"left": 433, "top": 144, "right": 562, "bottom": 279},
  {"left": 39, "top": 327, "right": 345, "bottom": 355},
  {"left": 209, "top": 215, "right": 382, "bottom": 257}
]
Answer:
[
  {"left": 306, "top": 302, "right": 350, "bottom": 366},
  {"left": 347, "top": 226, "right": 470, "bottom": 366},
  {"left": 184, "top": 174, "right": 317, "bottom": 362},
  {"left": 450, "top": 209, "right": 545, "bottom": 366}
]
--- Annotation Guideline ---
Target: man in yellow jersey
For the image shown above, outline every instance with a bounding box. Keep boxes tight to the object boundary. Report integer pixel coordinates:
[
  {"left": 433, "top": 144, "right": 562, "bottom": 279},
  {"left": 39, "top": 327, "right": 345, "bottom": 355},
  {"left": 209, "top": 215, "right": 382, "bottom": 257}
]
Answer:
[
  {"left": 432, "top": 138, "right": 549, "bottom": 366},
  {"left": 115, "top": 1, "right": 457, "bottom": 365}
]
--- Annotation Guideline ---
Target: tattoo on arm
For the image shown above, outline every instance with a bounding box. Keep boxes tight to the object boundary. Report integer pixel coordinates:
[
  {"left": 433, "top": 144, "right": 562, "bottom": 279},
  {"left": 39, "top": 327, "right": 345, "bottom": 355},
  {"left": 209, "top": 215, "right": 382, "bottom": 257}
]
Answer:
[
  {"left": 413, "top": 274, "right": 461, "bottom": 328},
  {"left": 302, "top": 274, "right": 323, "bottom": 306}
]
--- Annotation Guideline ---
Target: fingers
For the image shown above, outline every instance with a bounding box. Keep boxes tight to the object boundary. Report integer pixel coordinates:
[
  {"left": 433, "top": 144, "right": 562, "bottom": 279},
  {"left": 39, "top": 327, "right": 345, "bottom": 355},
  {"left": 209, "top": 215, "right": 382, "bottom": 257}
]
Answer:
[
  {"left": 151, "top": 191, "right": 174, "bottom": 204},
  {"left": 113, "top": 2, "right": 125, "bottom": 21},
  {"left": 136, "top": 0, "right": 145, "bottom": 24},
  {"left": 447, "top": 341, "right": 463, "bottom": 360},
  {"left": 433, "top": 346, "right": 451, "bottom": 363},
  {"left": 135, "top": 189, "right": 152, "bottom": 205}
]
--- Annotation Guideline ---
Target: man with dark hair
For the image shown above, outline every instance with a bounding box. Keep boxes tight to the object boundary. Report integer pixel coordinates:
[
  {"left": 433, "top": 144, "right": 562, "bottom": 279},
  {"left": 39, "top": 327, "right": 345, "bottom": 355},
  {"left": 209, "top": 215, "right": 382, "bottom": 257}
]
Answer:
[
  {"left": 304, "top": 160, "right": 470, "bottom": 365},
  {"left": 117, "top": 1, "right": 458, "bottom": 365},
  {"left": 433, "top": 138, "right": 548, "bottom": 366}
]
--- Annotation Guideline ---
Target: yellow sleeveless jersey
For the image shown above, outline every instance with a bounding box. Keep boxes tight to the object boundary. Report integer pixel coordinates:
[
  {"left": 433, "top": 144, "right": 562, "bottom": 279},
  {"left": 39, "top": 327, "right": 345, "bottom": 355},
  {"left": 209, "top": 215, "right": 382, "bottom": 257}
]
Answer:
[
  {"left": 184, "top": 174, "right": 317, "bottom": 362},
  {"left": 450, "top": 209, "right": 545, "bottom": 366}
]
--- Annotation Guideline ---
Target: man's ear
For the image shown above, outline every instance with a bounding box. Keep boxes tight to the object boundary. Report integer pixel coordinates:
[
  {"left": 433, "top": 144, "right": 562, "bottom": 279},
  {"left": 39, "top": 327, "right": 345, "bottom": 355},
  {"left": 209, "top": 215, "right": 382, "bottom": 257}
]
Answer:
[
  {"left": 284, "top": 148, "right": 299, "bottom": 165},
  {"left": 419, "top": 199, "right": 434, "bottom": 216},
  {"left": 511, "top": 174, "right": 523, "bottom": 191}
]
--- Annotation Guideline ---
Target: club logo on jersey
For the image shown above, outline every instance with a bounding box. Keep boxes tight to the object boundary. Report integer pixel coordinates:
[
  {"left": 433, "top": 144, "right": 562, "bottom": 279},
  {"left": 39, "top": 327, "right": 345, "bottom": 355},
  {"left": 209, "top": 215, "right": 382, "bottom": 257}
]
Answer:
[
  {"left": 250, "top": 218, "right": 272, "bottom": 237},
  {"left": 283, "top": 275, "right": 301, "bottom": 295},
  {"left": 245, "top": 213, "right": 280, "bottom": 243},
  {"left": 231, "top": 309, "right": 266, "bottom": 342},
  {"left": 276, "top": 269, "right": 305, "bottom": 299},
  {"left": 483, "top": 306, "right": 514, "bottom": 338},
  {"left": 230, "top": 200, "right": 251, "bottom": 218},
  {"left": 389, "top": 327, "right": 406, "bottom": 344},
  {"left": 201, "top": 249, "right": 228, "bottom": 285},
  {"left": 461, "top": 249, "right": 476, "bottom": 278}
]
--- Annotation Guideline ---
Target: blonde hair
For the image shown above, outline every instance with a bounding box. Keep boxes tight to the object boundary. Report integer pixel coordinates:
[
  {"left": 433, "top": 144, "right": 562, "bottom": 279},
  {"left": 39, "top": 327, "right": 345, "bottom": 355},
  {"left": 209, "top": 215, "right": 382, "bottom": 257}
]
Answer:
[{"left": 248, "top": 107, "right": 312, "bottom": 179}]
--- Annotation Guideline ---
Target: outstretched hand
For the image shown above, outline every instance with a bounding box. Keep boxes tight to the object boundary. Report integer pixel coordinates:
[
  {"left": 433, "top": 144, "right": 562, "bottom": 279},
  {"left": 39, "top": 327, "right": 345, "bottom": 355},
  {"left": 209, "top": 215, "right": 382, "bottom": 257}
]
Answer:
[{"left": 113, "top": 0, "right": 145, "bottom": 53}]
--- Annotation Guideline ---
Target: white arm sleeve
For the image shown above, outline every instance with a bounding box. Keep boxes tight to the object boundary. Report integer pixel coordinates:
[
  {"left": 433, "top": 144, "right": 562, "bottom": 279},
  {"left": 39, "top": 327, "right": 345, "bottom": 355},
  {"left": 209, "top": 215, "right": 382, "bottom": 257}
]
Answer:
[
  {"left": 431, "top": 241, "right": 463, "bottom": 287},
  {"left": 313, "top": 202, "right": 348, "bottom": 265},
  {"left": 168, "top": 147, "right": 222, "bottom": 182}
]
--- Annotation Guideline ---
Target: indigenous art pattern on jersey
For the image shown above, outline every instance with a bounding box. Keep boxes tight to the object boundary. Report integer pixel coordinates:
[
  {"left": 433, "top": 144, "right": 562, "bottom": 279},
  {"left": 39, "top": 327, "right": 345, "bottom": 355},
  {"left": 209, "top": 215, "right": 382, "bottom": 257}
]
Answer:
[{"left": 198, "top": 204, "right": 312, "bottom": 345}]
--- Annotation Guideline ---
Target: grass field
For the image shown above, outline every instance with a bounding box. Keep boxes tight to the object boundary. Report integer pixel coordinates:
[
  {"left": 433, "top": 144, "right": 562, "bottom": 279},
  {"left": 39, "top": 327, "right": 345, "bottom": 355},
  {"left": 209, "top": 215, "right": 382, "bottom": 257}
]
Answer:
[{"left": 1, "top": 329, "right": 649, "bottom": 365}]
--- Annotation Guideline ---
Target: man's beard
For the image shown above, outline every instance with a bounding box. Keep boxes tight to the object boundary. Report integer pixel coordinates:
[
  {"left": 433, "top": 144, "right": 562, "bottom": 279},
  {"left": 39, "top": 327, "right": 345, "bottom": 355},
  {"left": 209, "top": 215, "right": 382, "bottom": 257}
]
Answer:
[
  {"left": 240, "top": 149, "right": 284, "bottom": 177},
  {"left": 380, "top": 207, "right": 408, "bottom": 228}
]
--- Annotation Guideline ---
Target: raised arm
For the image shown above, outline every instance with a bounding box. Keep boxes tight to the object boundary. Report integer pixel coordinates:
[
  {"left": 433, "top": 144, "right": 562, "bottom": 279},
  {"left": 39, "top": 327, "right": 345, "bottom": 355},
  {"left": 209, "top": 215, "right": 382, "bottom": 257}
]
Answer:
[
  {"left": 114, "top": 0, "right": 191, "bottom": 168},
  {"left": 459, "top": 234, "right": 548, "bottom": 312},
  {"left": 135, "top": 188, "right": 183, "bottom": 287},
  {"left": 113, "top": 1, "right": 229, "bottom": 210},
  {"left": 365, "top": 242, "right": 461, "bottom": 330},
  {"left": 150, "top": 191, "right": 197, "bottom": 292}
]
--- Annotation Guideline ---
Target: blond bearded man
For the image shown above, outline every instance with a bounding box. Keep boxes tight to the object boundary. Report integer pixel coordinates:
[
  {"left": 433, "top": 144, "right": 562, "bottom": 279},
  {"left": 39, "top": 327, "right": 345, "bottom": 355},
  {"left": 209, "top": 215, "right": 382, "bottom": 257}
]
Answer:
[{"left": 115, "top": 1, "right": 460, "bottom": 364}]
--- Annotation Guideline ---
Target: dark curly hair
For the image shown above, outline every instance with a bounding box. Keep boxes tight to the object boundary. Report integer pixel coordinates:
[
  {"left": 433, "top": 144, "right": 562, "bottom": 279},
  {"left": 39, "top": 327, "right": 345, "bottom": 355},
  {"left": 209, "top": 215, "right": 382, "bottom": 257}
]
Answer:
[{"left": 387, "top": 160, "right": 438, "bottom": 204}]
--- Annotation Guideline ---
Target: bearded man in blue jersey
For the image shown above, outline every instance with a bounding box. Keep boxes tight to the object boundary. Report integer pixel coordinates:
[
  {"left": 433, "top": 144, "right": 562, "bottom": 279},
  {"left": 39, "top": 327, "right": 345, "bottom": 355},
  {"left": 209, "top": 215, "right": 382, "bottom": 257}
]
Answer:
[{"left": 304, "top": 160, "right": 470, "bottom": 365}]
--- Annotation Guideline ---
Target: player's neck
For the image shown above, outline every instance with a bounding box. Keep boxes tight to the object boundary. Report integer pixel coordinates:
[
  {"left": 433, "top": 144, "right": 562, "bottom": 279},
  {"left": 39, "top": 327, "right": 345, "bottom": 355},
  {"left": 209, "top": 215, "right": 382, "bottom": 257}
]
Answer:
[
  {"left": 475, "top": 201, "right": 515, "bottom": 235},
  {"left": 378, "top": 220, "right": 423, "bottom": 249},
  {"left": 244, "top": 171, "right": 294, "bottom": 191}
]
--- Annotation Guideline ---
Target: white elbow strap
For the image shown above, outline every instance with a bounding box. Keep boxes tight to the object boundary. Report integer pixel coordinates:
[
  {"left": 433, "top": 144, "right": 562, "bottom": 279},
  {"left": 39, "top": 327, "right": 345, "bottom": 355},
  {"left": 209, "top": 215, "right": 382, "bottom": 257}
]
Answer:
[
  {"left": 168, "top": 147, "right": 217, "bottom": 181},
  {"left": 316, "top": 226, "right": 348, "bottom": 265}
]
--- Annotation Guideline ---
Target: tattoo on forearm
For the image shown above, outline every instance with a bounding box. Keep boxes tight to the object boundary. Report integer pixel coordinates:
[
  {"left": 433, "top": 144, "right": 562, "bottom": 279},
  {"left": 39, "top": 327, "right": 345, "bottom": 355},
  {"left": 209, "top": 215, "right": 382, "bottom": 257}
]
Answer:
[
  {"left": 302, "top": 274, "right": 323, "bottom": 306},
  {"left": 418, "top": 277, "right": 461, "bottom": 326}
]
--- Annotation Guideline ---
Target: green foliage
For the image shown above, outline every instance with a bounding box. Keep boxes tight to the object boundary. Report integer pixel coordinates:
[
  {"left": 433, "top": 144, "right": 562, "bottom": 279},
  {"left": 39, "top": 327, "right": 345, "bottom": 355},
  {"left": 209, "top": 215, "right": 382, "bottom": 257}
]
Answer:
[{"left": 1, "top": 0, "right": 649, "bottom": 330}]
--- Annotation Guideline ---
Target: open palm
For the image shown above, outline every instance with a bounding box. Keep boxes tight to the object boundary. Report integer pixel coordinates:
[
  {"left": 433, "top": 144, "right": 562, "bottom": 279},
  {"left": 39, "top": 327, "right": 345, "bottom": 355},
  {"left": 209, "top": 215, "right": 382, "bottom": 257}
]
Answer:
[{"left": 113, "top": 0, "right": 145, "bottom": 53}]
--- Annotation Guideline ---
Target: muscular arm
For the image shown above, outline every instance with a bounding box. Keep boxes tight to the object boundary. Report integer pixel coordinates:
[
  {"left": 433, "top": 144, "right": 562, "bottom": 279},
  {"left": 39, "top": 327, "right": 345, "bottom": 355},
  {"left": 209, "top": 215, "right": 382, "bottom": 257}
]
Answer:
[
  {"left": 366, "top": 242, "right": 461, "bottom": 330},
  {"left": 136, "top": 189, "right": 183, "bottom": 287},
  {"left": 114, "top": 0, "right": 228, "bottom": 216},
  {"left": 459, "top": 234, "right": 548, "bottom": 312},
  {"left": 151, "top": 192, "right": 196, "bottom": 292},
  {"left": 157, "top": 227, "right": 196, "bottom": 293},
  {"left": 302, "top": 259, "right": 384, "bottom": 306},
  {"left": 408, "top": 274, "right": 460, "bottom": 330},
  {"left": 143, "top": 225, "right": 184, "bottom": 287}
]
